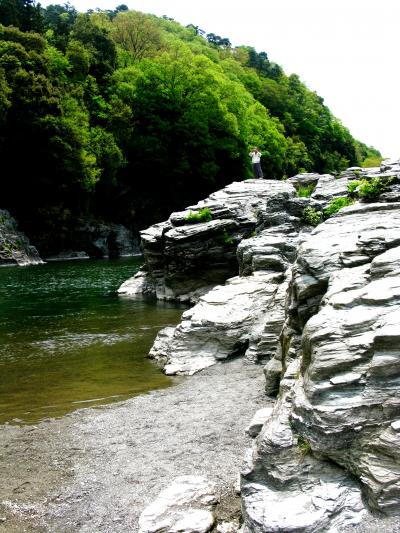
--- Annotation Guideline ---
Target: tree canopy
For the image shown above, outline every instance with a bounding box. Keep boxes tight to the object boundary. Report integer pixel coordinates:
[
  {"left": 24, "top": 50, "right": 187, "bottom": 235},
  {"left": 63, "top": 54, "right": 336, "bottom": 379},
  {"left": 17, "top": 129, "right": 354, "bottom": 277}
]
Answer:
[{"left": 0, "top": 1, "right": 380, "bottom": 254}]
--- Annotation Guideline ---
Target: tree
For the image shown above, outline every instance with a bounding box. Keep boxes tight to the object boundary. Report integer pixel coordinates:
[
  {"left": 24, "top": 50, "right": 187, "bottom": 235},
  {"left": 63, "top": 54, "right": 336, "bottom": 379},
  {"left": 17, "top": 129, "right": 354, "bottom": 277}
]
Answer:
[
  {"left": 0, "top": 24, "right": 115, "bottom": 251},
  {"left": 102, "top": 4, "right": 128, "bottom": 20},
  {"left": 0, "top": 66, "right": 11, "bottom": 124},
  {"left": 0, "top": 0, "right": 43, "bottom": 32},
  {"left": 186, "top": 24, "right": 205, "bottom": 36},
  {"left": 206, "top": 33, "right": 231, "bottom": 48},
  {"left": 43, "top": 3, "right": 77, "bottom": 50},
  {"left": 66, "top": 38, "right": 90, "bottom": 80},
  {"left": 109, "top": 44, "right": 288, "bottom": 226},
  {"left": 72, "top": 13, "right": 116, "bottom": 85},
  {"left": 0, "top": 6, "right": 377, "bottom": 252},
  {"left": 112, "top": 11, "right": 163, "bottom": 62}
]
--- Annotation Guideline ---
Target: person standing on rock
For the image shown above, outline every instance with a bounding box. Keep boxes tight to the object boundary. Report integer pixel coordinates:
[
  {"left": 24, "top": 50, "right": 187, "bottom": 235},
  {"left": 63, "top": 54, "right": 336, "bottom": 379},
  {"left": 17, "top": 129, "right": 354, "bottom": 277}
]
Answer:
[{"left": 249, "top": 147, "right": 264, "bottom": 179}]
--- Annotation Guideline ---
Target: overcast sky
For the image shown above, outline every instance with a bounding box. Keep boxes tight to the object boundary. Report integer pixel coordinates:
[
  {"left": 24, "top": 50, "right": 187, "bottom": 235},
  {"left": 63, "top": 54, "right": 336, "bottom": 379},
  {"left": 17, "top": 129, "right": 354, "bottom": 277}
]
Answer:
[{"left": 41, "top": 0, "right": 399, "bottom": 159}]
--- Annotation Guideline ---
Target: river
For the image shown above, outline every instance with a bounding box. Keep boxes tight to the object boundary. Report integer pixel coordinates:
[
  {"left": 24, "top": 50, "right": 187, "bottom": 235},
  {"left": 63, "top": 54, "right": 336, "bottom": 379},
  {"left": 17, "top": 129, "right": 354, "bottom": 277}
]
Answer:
[{"left": 0, "top": 258, "right": 184, "bottom": 425}]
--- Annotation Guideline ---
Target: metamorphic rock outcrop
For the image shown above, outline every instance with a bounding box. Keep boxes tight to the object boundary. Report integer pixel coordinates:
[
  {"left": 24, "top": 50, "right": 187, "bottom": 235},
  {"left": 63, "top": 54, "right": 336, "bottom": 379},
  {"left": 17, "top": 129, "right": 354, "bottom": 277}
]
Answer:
[
  {"left": 0, "top": 209, "right": 43, "bottom": 266},
  {"left": 119, "top": 159, "right": 400, "bottom": 532}
]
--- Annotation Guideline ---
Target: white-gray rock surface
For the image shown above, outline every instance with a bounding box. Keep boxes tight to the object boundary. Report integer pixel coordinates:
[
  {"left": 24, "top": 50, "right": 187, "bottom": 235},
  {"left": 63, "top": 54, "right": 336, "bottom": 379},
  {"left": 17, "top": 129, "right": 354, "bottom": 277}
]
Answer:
[
  {"left": 244, "top": 191, "right": 400, "bottom": 530},
  {"left": 310, "top": 174, "right": 349, "bottom": 205},
  {"left": 152, "top": 272, "right": 285, "bottom": 375},
  {"left": 292, "top": 232, "right": 400, "bottom": 513},
  {"left": 138, "top": 476, "right": 218, "bottom": 533},
  {"left": 126, "top": 160, "right": 400, "bottom": 530},
  {"left": 245, "top": 407, "right": 273, "bottom": 438},
  {"left": 119, "top": 179, "right": 296, "bottom": 302},
  {"left": 76, "top": 220, "right": 141, "bottom": 258},
  {"left": 241, "top": 360, "right": 366, "bottom": 532},
  {"left": 0, "top": 209, "right": 43, "bottom": 266}
]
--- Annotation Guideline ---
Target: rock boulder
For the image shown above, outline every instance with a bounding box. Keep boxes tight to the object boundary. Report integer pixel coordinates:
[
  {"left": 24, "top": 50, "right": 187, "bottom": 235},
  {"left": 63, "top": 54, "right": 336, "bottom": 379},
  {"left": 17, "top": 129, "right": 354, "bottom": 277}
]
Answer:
[
  {"left": 0, "top": 210, "right": 43, "bottom": 266},
  {"left": 138, "top": 476, "right": 218, "bottom": 533}
]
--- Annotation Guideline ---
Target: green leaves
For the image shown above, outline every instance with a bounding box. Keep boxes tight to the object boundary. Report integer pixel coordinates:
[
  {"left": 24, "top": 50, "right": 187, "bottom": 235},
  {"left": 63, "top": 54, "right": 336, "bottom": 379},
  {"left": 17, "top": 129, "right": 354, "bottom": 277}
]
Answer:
[
  {"left": 0, "top": 7, "right": 381, "bottom": 251},
  {"left": 348, "top": 176, "right": 395, "bottom": 201},
  {"left": 323, "top": 197, "right": 354, "bottom": 217},
  {"left": 185, "top": 208, "right": 212, "bottom": 224},
  {"left": 296, "top": 183, "right": 315, "bottom": 198},
  {"left": 0, "top": 67, "right": 11, "bottom": 122},
  {"left": 302, "top": 207, "right": 323, "bottom": 226}
]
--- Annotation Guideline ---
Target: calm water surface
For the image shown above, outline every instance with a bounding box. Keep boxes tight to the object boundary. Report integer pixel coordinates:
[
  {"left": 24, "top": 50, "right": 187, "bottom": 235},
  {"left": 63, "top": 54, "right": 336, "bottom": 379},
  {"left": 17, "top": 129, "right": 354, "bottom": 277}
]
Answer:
[{"left": 0, "top": 258, "right": 184, "bottom": 425}]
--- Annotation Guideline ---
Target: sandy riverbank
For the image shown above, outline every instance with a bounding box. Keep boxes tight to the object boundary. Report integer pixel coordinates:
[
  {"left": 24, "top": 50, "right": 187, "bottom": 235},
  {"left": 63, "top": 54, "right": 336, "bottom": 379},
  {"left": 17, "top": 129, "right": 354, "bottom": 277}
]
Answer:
[{"left": 0, "top": 359, "right": 268, "bottom": 532}]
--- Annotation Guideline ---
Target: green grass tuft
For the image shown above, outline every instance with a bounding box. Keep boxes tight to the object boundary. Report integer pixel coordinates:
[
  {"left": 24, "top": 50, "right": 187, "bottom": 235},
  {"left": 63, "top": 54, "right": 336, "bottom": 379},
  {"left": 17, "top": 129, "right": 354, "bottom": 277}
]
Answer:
[
  {"left": 323, "top": 197, "right": 354, "bottom": 218},
  {"left": 185, "top": 207, "right": 212, "bottom": 224},
  {"left": 296, "top": 183, "right": 316, "bottom": 198}
]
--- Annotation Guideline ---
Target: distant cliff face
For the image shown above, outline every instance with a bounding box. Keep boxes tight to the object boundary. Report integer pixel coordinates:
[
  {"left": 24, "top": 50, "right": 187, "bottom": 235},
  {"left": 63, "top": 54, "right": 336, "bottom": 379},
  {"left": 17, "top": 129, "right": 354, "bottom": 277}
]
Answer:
[
  {"left": 44, "top": 220, "right": 141, "bottom": 261},
  {"left": 0, "top": 210, "right": 43, "bottom": 266},
  {"left": 0, "top": 213, "right": 142, "bottom": 263},
  {"left": 128, "top": 160, "right": 400, "bottom": 531}
]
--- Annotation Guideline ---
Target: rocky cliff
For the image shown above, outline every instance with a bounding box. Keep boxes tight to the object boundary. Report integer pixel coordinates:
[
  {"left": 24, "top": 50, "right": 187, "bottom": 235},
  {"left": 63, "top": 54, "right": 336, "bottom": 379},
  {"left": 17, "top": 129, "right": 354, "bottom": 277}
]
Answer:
[
  {"left": 0, "top": 210, "right": 43, "bottom": 266},
  {"left": 118, "top": 180, "right": 294, "bottom": 303},
  {"left": 120, "top": 160, "right": 400, "bottom": 532},
  {"left": 74, "top": 220, "right": 141, "bottom": 259},
  {"left": 44, "top": 220, "right": 141, "bottom": 261}
]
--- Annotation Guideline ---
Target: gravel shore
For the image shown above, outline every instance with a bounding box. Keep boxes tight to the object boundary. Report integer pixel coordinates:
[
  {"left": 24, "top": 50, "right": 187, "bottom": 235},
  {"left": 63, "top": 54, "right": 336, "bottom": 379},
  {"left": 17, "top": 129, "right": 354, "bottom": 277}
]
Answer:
[
  {"left": 0, "top": 359, "right": 268, "bottom": 532},
  {"left": 2, "top": 357, "right": 400, "bottom": 533}
]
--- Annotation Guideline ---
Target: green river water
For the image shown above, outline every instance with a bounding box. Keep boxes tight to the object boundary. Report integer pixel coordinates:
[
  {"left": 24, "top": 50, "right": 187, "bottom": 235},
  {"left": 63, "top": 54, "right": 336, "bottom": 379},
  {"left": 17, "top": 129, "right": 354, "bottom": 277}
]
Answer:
[{"left": 0, "top": 258, "right": 184, "bottom": 425}]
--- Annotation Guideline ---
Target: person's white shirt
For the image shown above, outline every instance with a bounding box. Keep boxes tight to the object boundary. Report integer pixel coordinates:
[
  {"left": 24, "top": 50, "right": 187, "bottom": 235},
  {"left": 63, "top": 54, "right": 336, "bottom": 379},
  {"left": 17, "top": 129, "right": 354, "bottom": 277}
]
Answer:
[{"left": 249, "top": 150, "right": 261, "bottom": 163}]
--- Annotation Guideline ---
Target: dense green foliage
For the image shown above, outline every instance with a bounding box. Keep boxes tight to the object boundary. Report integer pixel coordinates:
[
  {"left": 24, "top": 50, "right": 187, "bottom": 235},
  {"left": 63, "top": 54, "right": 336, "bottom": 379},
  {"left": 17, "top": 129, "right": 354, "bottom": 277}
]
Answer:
[
  {"left": 361, "top": 154, "right": 383, "bottom": 168},
  {"left": 0, "top": 1, "right": 380, "bottom": 253}
]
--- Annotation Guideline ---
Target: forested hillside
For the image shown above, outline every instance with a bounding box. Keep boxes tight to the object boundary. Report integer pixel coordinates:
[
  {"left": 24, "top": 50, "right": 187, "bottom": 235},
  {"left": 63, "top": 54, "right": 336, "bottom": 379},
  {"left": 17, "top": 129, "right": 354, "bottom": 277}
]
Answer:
[{"left": 0, "top": 0, "right": 380, "bottom": 254}]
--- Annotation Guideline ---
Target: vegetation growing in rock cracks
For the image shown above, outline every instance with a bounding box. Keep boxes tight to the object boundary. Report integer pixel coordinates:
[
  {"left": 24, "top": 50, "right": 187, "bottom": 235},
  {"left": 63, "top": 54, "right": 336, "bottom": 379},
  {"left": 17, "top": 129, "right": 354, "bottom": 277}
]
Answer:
[
  {"left": 347, "top": 176, "right": 395, "bottom": 201},
  {"left": 347, "top": 180, "right": 361, "bottom": 195},
  {"left": 297, "top": 435, "right": 312, "bottom": 457},
  {"left": 0, "top": 1, "right": 380, "bottom": 254},
  {"left": 323, "top": 197, "right": 354, "bottom": 217},
  {"left": 302, "top": 206, "right": 323, "bottom": 226},
  {"left": 303, "top": 172, "right": 397, "bottom": 227},
  {"left": 219, "top": 229, "right": 235, "bottom": 245},
  {"left": 185, "top": 207, "right": 212, "bottom": 223},
  {"left": 303, "top": 196, "right": 355, "bottom": 226},
  {"left": 296, "top": 183, "right": 316, "bottom": 198}
]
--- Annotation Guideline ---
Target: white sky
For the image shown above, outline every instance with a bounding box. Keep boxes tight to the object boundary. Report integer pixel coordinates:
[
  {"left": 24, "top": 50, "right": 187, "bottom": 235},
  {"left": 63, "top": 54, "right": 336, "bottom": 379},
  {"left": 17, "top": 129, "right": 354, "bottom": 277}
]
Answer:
[{"left": 41, "top": 0, "right": 400, "bottom": 158}]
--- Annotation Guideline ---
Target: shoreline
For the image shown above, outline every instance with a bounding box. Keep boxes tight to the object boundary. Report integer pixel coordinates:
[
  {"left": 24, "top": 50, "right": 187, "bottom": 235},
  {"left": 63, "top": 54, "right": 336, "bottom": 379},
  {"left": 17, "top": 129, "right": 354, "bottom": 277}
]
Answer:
[{"left": 0, "top": 359, "right": 267, "bottom": 532}]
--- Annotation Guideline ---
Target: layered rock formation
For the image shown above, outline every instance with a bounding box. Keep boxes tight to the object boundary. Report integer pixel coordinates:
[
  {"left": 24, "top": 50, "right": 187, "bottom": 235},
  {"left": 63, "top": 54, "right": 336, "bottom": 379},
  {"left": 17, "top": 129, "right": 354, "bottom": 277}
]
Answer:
[
  {"left": 150, "top": 271, "right": 287, "bottom": 375},
  {"left": 0, "top": 209, "right": 43, "bottom": 266},
  {"left": 0, "top": 210, "right": 139, "bottom": 264},
  {"left": 118, "top": 180, "right": 294, "bottom": 302},
  {"left": 126, "top": 159, "right": 400, "bottom": 531},
  {"left": 244, "top": 167, "right": 400, "bottom": 529}
]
